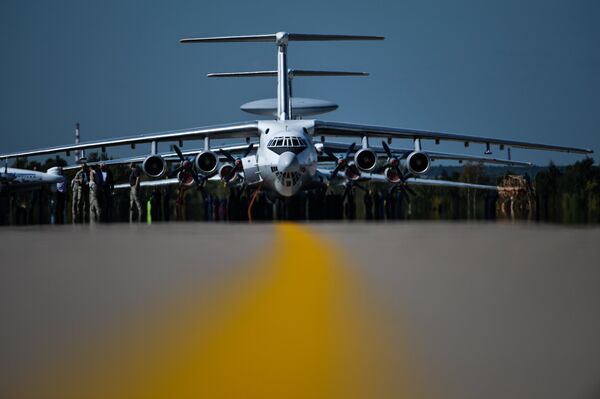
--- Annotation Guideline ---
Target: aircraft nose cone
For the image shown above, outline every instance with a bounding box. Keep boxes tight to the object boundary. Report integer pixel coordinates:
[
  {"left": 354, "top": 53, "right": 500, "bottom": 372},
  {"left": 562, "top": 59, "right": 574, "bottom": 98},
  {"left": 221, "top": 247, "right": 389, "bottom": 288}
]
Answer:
[{"left": 277, "top": 152, "right": 299, "bottom": 172}]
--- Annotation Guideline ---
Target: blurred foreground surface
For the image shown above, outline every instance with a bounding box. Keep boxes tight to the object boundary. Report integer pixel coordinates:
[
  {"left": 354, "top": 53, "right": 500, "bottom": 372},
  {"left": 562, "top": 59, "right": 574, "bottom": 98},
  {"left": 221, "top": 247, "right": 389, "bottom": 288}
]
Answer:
[{"left": 1, "top": 222, "right": 599, "bottom": 398}]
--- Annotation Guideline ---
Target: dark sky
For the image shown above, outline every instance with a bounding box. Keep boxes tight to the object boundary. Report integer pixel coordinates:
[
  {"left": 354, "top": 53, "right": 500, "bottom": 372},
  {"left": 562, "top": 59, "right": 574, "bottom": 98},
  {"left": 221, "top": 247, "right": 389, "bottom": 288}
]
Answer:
[{"left": 1, "top": 0, "right": 598, "bottom": 165}]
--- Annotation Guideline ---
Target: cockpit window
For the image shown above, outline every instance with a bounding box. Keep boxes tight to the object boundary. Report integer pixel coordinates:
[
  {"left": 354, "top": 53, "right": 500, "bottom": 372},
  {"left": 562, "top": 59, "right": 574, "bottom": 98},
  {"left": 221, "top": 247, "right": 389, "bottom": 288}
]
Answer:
[{"left": 267, "top": 136, "right": 308, "bottom": 155}]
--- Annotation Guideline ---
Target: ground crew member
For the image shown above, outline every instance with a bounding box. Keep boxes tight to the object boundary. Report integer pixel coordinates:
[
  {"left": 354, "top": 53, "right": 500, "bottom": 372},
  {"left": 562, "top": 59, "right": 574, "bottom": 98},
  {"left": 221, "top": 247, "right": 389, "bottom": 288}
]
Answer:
[
  {"left": 71, "top": 163, "right": 89, "bottom": 223},
  {"left": 88, "top": 166, "right": 101, "bottom": 223},
  {"left": 129, "top": 162, "right": 142, "bottom": 223}
]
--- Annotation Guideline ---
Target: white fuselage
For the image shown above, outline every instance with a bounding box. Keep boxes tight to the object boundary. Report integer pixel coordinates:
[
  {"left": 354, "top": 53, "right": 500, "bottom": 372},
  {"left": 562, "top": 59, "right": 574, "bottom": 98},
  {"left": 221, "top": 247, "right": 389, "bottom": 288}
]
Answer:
[
  {"left": 254, "top": 120, "right": 320, "bottom": 197},
  {"left": 0, "top": 167, "right": 65, "bottom": 190}
]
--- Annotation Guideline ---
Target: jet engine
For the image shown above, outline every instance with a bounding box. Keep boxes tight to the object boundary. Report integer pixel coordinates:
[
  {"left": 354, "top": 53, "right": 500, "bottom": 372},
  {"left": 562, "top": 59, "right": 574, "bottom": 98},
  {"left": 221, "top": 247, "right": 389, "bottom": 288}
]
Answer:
[
  {"left": 406, "top": 151, "right": 430, "bottom": 175},
  {"left": 142, "top": 155, "right": 167, "bottom": 178},
  {"left": 354, "top": 148, "right": 378, "bottom": 172},
  {"left": 194, "top": 151, "right": 219, "bottom": 175},
  {"left": 218, "top": 163, "right": 238, "bottom": 182}
]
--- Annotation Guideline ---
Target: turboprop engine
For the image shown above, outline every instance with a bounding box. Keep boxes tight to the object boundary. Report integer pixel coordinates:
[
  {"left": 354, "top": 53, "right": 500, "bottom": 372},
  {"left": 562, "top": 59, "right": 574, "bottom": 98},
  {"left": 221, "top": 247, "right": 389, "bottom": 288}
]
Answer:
[
  {"left": 345, "top": 164, "right": 361, "bottom": 181},
  {"left": 354, "top": 148, "right": 378, "bottom": 172},
  {"left": 218, "top": 163, "right": 238, "bottom": 182},
  {"left": 406, "top": 151, "right": 430, "bottom": 175},
  {"left": 194, "top": 151, "right": 219, "bottom": 175},
  {"left": 384, "top": 167, "right": 403, "bottom": 183},
  {"left": 142, "top": 155, "right": 167, "bottom": 178}
]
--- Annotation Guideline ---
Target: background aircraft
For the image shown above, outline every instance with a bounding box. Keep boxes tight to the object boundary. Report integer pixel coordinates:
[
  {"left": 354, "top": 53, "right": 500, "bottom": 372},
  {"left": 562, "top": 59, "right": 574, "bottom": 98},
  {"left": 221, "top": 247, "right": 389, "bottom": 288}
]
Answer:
[
  {"left": 0, "top": 33, "right": 593, "bottom": 204},
  {"left": 0, "top": 164, "right": 64, "bottom": 192}
]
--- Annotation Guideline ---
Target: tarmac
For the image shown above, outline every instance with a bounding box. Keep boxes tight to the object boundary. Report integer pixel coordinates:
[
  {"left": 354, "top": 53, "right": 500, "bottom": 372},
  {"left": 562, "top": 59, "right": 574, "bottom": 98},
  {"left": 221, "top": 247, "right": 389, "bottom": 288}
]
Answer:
[{"left": 1, "top": 222, "right": 600, "bottom": 398}]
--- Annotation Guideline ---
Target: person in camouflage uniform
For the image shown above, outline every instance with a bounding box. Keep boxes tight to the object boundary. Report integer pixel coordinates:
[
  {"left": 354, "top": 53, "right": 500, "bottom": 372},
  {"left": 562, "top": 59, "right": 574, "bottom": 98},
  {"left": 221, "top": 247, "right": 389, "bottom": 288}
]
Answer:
[
  {"left": 88, "top": 166, "right": 102, "bottom": 223},
  {"left": 128, "top": 162, "right": 142, "bottom": 223},
  {"left": 71, "top": 163, "right": 89, "bottom": 223}
]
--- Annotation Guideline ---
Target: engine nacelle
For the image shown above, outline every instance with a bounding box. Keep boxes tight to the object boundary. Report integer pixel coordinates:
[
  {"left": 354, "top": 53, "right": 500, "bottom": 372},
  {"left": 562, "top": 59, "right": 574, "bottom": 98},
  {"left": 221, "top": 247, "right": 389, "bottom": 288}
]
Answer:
[
  {"left": 194, "top": 151, "right": 219, "bottom": 175},
  {"left": 354, "top": 148, "right": 378, "bottom": 172},
  {"left": 384, "top": 167, "right": 403, "bottom": 183},
  {"left": 406, "top": 151, "right": 430, "bottom": 175},
  {"left": 218, "top": 163, "right": 237, "bottom": 182},
  {"left": 142, "top": 155, "right": 167, "bottom": 178},
  {"left": 345, "top": 164, "right": 361, "bottom": 181}
]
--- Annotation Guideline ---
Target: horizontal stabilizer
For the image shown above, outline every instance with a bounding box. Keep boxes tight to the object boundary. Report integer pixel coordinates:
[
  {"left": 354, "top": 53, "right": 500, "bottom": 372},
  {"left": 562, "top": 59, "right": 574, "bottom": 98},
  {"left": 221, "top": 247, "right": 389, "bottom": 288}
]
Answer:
[
  {"left": 207, "top": 70, "right": 369, "bottom": 78},
  {"left": 181, "top": 32, "right": 384, "bottom": 44},
  {"left": 286, "top": 33, "right": 384, "bottom": 41},
  {"left": 291, "top": 70, "right": 369, "bottom": 77},
  {"left": 208, "top": 71, "right": 277, "bottom": 78}
]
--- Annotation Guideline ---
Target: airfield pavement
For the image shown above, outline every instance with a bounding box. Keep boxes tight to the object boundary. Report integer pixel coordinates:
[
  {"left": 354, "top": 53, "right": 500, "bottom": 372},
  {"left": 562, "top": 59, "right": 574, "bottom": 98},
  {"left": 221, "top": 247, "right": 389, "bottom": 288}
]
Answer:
[{"left": 1, "top": 222, "right": 600, "bottom": 398}]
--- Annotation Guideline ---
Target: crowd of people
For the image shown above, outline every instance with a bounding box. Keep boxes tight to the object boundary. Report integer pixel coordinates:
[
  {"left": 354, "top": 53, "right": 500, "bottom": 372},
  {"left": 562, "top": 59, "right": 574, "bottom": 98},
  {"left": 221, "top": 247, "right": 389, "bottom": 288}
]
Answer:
[
  {"left": 1, "top": 160, "right": 452, "bottom": 225},
  {"left": 69, "top": 162, "right": 148, "bottom": 223},
  {"left": 0, "top": 163, "right": 415, "bottom": 224},
  {"left": 70, "top": 162, "right": 114, "bottom": 223}
]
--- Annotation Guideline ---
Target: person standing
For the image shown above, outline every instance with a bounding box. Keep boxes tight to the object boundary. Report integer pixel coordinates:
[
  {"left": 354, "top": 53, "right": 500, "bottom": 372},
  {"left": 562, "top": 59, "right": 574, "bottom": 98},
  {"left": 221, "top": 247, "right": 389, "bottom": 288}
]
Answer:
[
  {"left": 55, "top": 167, "right": 66, "bottom": 224},
  {"left": 98, "top": 163, "right": 114, "bottom": 222},
  {"left": 374, "top": 190, "right": 384, "bottom": 220},
  {"left": 28, "top": 165, "right": 41, "bottom": 224},
  {"left": 88, "top": 166, "right": 101, "bottom": 223},
  {"left": 363, "top": 190, "right": 373, "bottom": 220},
  {"left": 128, "top": 163, "right": 142, "bottom": 223},
  {"left": 71, "top": 163, "right": 89, "bottom": 223}
]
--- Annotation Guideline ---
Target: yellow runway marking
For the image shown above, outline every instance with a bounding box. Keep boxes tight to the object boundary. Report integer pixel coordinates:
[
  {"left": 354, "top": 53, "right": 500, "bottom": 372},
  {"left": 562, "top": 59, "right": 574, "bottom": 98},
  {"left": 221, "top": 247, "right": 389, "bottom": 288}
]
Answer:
[{"left": 16, "top": 224, "right": 420, "bottom": 398}]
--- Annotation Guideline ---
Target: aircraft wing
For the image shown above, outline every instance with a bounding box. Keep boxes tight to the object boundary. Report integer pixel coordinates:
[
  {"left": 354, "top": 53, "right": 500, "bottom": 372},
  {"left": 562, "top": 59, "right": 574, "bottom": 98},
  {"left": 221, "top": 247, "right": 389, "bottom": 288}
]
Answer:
[
  {"left": 114, "top": 179, "right": 181, "bottom": 190},
  {"left": 113, "top": 174, "right": 223, "bottom": 190},
  {"left": 0, "top": 122, "right": 259, "bottom": 160},
  {"left": 62, "top": 142, "right": 259, "bottom": 171},
  {"left": 425, "top": 150, "right": 531, "bottom": 166},
  {"left": 317, "top": 141, "right": 532, "bottom": 166},
  {"left": 365, "top": 173, "right": 499, "bottom": 191},
  {"left": 313, "top": 121, "right": 593, "bottom": 154},
  {"left": 317, "top": 168, "right": 499, "bottom": 191}
]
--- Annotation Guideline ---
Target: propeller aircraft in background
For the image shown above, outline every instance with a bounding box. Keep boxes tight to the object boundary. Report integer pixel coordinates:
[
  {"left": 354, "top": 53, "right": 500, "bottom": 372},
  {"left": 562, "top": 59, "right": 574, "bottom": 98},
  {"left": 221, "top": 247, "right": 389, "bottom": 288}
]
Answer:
[
  {"left": 0, "top": 32, "right": 593, "bottom": 205},
  {"left": 0, "top": 163, "right": 64, "bottom": 193}
]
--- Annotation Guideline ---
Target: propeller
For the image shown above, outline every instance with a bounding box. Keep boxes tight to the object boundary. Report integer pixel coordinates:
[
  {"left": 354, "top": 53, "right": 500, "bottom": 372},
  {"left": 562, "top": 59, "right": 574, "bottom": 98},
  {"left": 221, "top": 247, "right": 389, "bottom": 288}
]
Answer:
[
  {"left": 324, "top": 142, "right": 356, "bottom": 178},
  {"left": 381, "top": 140, "right": 417, "bottom": 201},
  {"left": 218, "top": 143, "right": 254, "bottom": 182},
  {"left": 169, "top": 145, "right": 207, "bottom": 199},
  {"left": 381, "top": 141, "right": 406, "bottom": 181},
  {"left": 389, "top": 181, "right": 416, "bottom": 203}
]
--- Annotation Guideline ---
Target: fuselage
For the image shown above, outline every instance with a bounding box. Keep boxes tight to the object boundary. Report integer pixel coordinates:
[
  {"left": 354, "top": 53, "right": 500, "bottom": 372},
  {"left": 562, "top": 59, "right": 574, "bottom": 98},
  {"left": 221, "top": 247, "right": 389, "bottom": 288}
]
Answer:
[
  {"left": 0, "top": 167, "right": 65, "bottom": 190},
  {"left": 254, "top": 120, "right": 320, "bottom": 197}
]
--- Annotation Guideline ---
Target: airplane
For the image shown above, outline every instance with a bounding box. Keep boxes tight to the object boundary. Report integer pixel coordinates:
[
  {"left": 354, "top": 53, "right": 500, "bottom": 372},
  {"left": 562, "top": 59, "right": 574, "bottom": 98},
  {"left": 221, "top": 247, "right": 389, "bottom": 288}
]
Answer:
[
  {"left": 0, "top": 32, "right": 593, "bottom": 205},
  {"left": 0, "top": 164, "right": 65, "bottom": 192}
]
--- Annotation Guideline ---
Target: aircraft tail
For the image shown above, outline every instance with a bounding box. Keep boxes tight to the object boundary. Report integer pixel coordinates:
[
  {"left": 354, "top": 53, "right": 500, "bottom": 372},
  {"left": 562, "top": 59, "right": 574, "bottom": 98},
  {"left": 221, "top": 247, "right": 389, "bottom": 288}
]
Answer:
[{"left": 181, "top": 32, "right": 383, "bottom": 120}]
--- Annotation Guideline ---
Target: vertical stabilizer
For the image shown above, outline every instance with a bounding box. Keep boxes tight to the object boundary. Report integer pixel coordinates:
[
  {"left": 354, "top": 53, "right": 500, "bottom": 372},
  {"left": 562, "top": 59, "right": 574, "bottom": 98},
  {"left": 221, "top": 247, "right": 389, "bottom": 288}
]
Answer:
[{"left": 180, "top": 32, "right": 384, "bottom": 121}]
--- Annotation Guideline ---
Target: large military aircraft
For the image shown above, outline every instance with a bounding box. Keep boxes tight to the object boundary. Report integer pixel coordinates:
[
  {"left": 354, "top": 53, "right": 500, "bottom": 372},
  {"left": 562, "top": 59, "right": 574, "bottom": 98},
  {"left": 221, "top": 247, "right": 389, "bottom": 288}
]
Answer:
[{"left": 0, "top": 32, "right": 593, "bottom": 201}]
